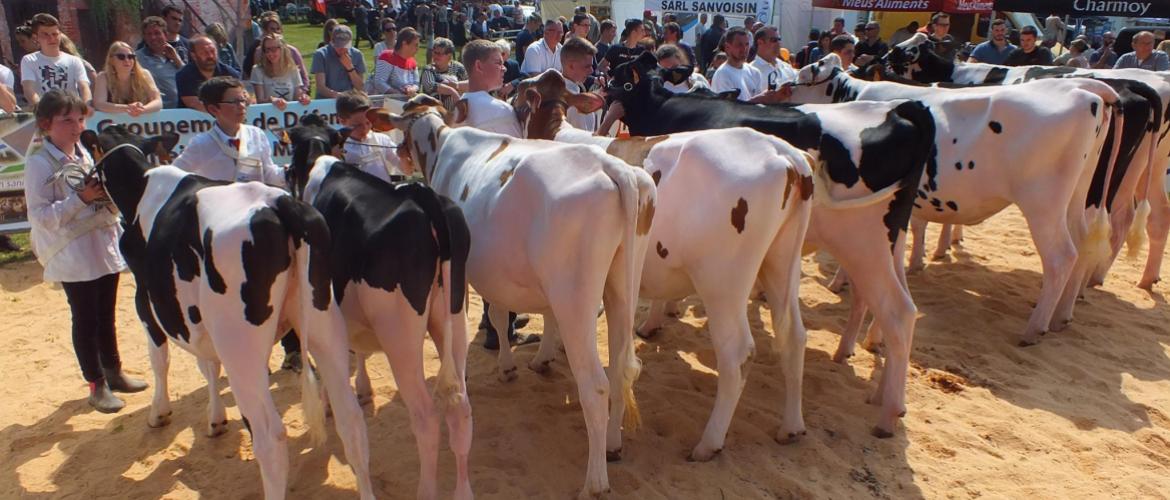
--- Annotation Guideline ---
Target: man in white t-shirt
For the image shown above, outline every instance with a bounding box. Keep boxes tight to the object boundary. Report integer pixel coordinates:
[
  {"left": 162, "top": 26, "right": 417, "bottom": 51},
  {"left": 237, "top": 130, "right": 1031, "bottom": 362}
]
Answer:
[
  {"left": 521, "top": 20, "right": 563, "bottom": 77},
  {"left": 456, "top": 39, "right": 536, "bottom": 350},
  {"left": 710, "top": 27, "right": 788, "bottom": 103},
  {"left": 750, "top": 27, "right": 798, "bottom": 92},
  {"left": 0, "top": 64, "right": 16, "bottom": 113},
  {"left": 20, "top": 14, "right": 91, "bottom": 106}
]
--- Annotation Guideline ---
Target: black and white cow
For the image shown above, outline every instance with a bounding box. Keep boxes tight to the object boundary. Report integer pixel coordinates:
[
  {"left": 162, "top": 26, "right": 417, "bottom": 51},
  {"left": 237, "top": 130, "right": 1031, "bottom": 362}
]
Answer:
[
  {"left": 81, "top": 126, "right": 374, "bottom": 500},
  {"left": 285, "top": 115, "right": 474, "bottom": 500},
  {"left": 606, "top": 52, "right": 937, "bottom": 438},
  {"left": 790, "top": 54, "right": 1122, "bottom": 348},
  {"left": 886, "top": 33, "right": 1170, "bottom": 291}
]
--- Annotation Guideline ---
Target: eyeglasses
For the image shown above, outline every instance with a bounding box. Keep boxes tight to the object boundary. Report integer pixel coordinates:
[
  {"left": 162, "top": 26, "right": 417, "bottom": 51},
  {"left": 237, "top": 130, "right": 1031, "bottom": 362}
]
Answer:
[
  {"left": 215, "top": 98, "right": 249, "bottom": 107},
  {"left": 113, "top": 53, "right": 136, "bottom": 61}
]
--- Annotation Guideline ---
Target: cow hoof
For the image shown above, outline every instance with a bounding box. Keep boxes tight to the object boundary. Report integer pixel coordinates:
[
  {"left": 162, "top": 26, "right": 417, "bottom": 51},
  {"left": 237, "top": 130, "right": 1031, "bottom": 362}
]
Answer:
[
  {"left": 931, "top": 252, "right": 948, "bottom": 261},
  {"left": 148, "top": 411, "right": 173, "bottom": 428},
  {"left": 863, "top": 343, "right": 883, "bottom": 355},
  {"left": 577, "top": 487, "right": 610, "bottom": 500},
  {"left": 606, "top": 448, "right": 622, "bottom": 462},
  {"left": 528, "top": 359, "right": 553, "bottom": 374},
  {"left": 1018, "top": 334, "right": 1041, "bottom": 347},
  {"left": 775, "top": 429, "right": 807, "bottom": 445},
  {"left": 357, "top": 393, "right": 374, "bottom": 406},
  {"left": 1138, "top": 278, "right": 1158, "bottom": 291},
  {"left": 831, "top": 350, "right": 854, "bottom": 364},
  {"left": 906, "top": 262, "right": 925, "bottom": 274},
  {"left": 687, "top": 446, "right": 721, "bottom": 462},
  {"left": 871, "top": 426, "right": 895, "bottom": 439},
  {"left": 1049, "top": 319, "right": 1072, "bottom": 332},
  {"left": 498, "top": 367, "right": 518, "bottom": 383},
  {"left": 634, "top": 327, "right": 660, "bottom": 340},
  {"left": 208, "top": 420, "right": 229, "bottom": 438}
]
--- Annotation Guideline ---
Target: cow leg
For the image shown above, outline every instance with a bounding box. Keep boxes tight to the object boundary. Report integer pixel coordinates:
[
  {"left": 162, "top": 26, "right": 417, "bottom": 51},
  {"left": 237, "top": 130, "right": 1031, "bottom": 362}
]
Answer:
[
  {"left": 952, "top": 224, "right": 964, "bottom": 245},
  {"left": 932, "top": 223, "right": 953, "bottom": 261},
  {"left": 353, "top": 353, "right": 373, "bottom": 406},
  {"left": 146, "top": 339, "right": 173, "bottom": 428},
  {"left": 1139, "top": 173, "right": 1170, "bottom": 290},
  {"left": 908, "top": 217, "right": 928, "bottom": 272},
  {"left": 1018, "top": 200, "right": 1078, "bottom": 345},
  {"left": 378, "top": 312, "right": 440, "bottom": 500},
  {"left": 197, "top": 359, "right": 228, "bottom": 437},
  {"left": 635, "top": 300, "right": 668, "bottom": 339},
  {"left": 688, "top": 292, "right": 753, "bottom": 462},
  {"left": 602, "top": 261, "right": 642, "bottom": 462},
  {"left": 550, "top": 299, "right": 610, "bottom": 498},
  {"left": 529, "top": 313, "right": 560, "bottom": 373},
  {"left": 832, "top": 291, "right": 869, "bottom": 364},
  {"left": 862, "top": 232, "right": 908, "bottom": 353},
  {"left": 758, "top": 220, "right": 808, "bottom": 445},
  {"left": 428, "top": 302, "right": 473, "bottom": 500},
  {"left": 488, "top": 304, "right": 518, "bottom": 382}
]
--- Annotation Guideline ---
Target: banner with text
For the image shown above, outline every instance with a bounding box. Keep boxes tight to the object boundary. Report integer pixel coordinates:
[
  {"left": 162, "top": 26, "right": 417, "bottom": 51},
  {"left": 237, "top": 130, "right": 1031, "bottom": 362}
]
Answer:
[
  {"left": 0, "top": 97, "right": 407, "bottom": 234},
  {"left": 992, "top": 0, "right": 1168, "bottom": 18},
  {"left": 811, "top": 0, "right": 993, "bottom": 14},
  {"left": 645, "top": 0, "right": 771, "bottom": 18}
]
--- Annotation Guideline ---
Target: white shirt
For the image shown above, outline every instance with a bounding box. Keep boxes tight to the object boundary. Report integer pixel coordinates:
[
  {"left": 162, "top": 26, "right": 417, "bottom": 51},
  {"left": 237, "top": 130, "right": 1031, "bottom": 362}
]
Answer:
[
  {"left": 0, "top": 65, "right": 14, "bottom": 89},
  {"left": 521, "top": 41, "right": 562, "bottom": 75},
  {"left": 173, "top": 124, "right": 286, "bottom": 186},
  {"left": 663, "top": 72, "right": 710, "bottom": 94},
  {"left": 20, "top": 51, "right": 90, "bottom": 97},
  {"left": 250, "top": 65, "right": 303, "bottom": 100},
  {"left": 750, "top": 56, "right": 797, "bottom": 91},
  {"left": 459, "top": 90, "right": 522, "bottom": 137},
  {"left": 24, "top": 139, "right": 125, "bottom": 283},
  {"left": 342, "top": 131, "right": 403, "bottom": 182},
  {"left": 564, "top": 79, "right": 600, "bottom": 133},
  {"left": 711, "top": 62, "right": 764, "bottom": 102}
]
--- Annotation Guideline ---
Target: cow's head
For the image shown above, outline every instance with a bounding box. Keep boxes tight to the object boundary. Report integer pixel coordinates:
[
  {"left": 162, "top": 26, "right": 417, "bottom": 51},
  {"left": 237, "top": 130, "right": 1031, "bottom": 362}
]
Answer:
[
  {"left": 80, "top": 126, "right": 180, "bottom": 220},
  {"left": 513, "top": 69, "right": 606, "bottom": 140},
  {"left": 796, "top": 53, "right": 845, "bottom": 87},
  {"left": 369, "top": 94, "right": 448, "bottom": 182},
  {"left": 606, "top": 51, "right": 661, "bottom": 105},
  {"left": 283, "top": 113, "right": 346, "bottom": 200},
  {"left": 883, "top": 32, "right": 940, "bottom": 80}
]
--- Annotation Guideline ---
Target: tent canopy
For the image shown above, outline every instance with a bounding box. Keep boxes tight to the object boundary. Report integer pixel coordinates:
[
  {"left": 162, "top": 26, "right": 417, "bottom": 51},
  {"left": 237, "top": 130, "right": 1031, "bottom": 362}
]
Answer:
[{"left": 811, "top": 0, "right": 992, "bottom": 14}]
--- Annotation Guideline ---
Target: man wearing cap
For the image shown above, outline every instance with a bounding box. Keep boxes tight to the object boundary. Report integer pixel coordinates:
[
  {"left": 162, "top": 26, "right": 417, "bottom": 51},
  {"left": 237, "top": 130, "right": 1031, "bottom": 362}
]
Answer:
[{"left": 311, "top": 25, "right": 366, "bottom": 98}]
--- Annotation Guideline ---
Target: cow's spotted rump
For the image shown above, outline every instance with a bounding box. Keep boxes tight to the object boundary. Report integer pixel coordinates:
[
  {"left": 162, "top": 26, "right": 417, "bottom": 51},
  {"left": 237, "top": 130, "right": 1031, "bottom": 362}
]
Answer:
[
  {"left": 946, "top": 201, "right": 959, "bottom": 211},
  {"left": 730, "top": 198, "right": 748, "bottom": 233},
  {"left": 656, "top": 241, "right": 669, "bottom": 258},
  {"left": 988, "top": 121, "right": 1003, "bottom": 134},
  {"left": 188, "top": 305, "right": 202, "bottom": 324}
]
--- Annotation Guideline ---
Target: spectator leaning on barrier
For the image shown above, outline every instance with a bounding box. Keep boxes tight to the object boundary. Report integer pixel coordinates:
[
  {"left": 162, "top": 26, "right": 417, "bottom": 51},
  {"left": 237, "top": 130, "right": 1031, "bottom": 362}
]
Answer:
[
  {"left": 176, "top": 35, "right": 242, "bottom": 111},
  {"left": 335, "top": 90, "right": 403, "bottom": 182},
  {"left": 205, "top": 23, "right": 241, "bottom": 73},
  {"left": 93, "top": 42, "right": 162, "bottom": 116},
  {"left": 1005, "top": 25, "right": 1054, "bottom": 67},
  {"left": 20, "top": 14, "right": 91, "bottom": 107},
  {"left": 522, "top": 19, "right": 563, "bottom": 76},
  {"left": 250, "top": 34, "right": 310, "bottom": 110},
  {"left": 379, "top": 27, "right": 422, "bottom": 96},
  {"left": 969, "top": 19, "right": 1016, "bottom": 65},
  {"left": 312, "top": 25, "right": 366, "bottom": 98},
  {"left": 420, "top": 37, "right": 467, "bottom": 109},
  {"left": 243, "top": 13, "right": 310, "bottom": 92},
  {"left": 25, "top": 89, "right": 147, "bottom": 413},
  {"left": 137, "top": 16, "right": 184, "bottom": 109},
  {"left": 1114, "top": 31, "right": 1170, "bottom": 71}
]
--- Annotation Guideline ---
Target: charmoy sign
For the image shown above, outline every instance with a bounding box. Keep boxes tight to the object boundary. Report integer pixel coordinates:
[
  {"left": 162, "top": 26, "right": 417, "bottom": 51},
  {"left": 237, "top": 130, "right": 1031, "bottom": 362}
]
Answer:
[{"left": 992, "top": 0, "right": 1168, "bottom": 18}]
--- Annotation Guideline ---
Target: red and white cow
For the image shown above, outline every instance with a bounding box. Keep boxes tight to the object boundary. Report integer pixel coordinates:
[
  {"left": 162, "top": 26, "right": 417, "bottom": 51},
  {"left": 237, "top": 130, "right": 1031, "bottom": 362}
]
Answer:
[
  {"left": 373, "top": 95, "right": 656, "bottom": 498},
  {"left": 791, "top": 53, "right": 1121, "bottom": 348},
  {"left": 83, "top": 126, "right": 374, "bottom": 500},
  {"left": 516, "top": 70, "right": 816, "bottom": 458}
]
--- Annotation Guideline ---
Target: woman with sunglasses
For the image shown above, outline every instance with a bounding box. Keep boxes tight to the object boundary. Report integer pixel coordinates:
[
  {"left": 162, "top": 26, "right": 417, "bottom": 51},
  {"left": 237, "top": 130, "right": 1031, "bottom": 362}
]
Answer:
[
  {"left": 250, "top": 34, "right": 309, "bottom": 110},
  {"left": 92, "top": 41, "right": 162, "bottom": 116}
]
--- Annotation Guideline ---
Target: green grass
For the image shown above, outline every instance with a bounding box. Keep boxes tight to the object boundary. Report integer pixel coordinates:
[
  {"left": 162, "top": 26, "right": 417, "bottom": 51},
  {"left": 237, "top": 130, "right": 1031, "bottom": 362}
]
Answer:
[
  {"left": 280, "top": 21, "right": 431, "bottom": 97},
  {"left": 0, "top": 232, "right": 33, "bottom": 266}
]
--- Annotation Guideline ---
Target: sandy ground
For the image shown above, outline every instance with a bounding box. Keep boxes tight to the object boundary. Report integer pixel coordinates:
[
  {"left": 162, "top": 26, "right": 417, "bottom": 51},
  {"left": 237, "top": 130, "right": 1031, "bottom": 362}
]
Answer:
[{"left": 2, "top": 206, "right": 1169, "bottom": 499}]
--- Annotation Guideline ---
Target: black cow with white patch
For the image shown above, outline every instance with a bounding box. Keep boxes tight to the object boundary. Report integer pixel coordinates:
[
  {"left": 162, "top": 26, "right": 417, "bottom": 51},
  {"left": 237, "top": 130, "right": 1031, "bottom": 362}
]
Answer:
[
  {"left": 81, "top": 126, "right": 374, "bottom": 499},
  {"left": 606, "top": 52, "right": 936, "bottom": 438},
  {"left": 286, "top": 115, "right": 474, "bottom": 500}
]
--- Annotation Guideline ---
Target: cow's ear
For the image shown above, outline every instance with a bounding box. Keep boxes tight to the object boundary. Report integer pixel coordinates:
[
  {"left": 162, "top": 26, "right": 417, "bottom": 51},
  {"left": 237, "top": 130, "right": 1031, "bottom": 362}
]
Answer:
[
  {"left": 566, "top": 91, "right": 604, "bottom": 114},
  {"left": 335, "top": 127, "right": 352, "bottom": 148},
  {"left": 658, "top": 66, "right": 692, "bottom": 85},
  {"left": 450, "top": 99, "right": 469, "bottom": 125},
  {"left": 80, "top": 130, "right": 103, "bottom": 161},
  {"left": 367, "top": 108, "right": 395, "bottom": 132},
  {"left": 635, "top": 51, "right": 658, "bottom": 66},
  {"left": 403, "top": 94, "right": 443, "bottom": 114},
  {"left": 141, "top": 132, "right": 180, "bottom": 165}
]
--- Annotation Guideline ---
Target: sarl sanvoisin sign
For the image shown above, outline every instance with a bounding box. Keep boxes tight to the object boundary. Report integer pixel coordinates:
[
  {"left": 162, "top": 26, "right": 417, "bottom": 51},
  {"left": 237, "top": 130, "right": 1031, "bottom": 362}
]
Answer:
[{"left": 993, "top": 0, "right": 1170, "bottom": 18}]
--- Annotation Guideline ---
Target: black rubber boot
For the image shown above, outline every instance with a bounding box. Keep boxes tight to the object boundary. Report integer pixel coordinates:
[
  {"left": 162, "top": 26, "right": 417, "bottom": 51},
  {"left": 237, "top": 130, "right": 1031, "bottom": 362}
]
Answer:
[
  {"left": 88, "top": 379, "right": 126, "bottom": 414},
  {"left": 103, "top": 367, "right": 148, "bottom": 393},
  {"left": 281, "top": 351, "right": 303, "bottom": 373}
]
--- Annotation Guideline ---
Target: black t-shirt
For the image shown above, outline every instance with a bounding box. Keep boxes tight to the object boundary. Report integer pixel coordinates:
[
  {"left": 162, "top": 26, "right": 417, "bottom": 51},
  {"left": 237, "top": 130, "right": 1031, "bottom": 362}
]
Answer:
[
  {"left": 856, "top": 39, "right": 889, "bottom": 58},
  {"left": 1005, "top": 46, "right": 1054, "bottom": 67},
  {"left": 604, "top": 45, "right": 645, "bottom": 75}
]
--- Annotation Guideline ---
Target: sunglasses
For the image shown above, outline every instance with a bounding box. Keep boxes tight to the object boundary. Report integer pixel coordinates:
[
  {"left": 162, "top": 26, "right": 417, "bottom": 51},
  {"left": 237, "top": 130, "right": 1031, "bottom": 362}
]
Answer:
[{"left": 113, "top": 53, "right": 136, "bottom": 61}]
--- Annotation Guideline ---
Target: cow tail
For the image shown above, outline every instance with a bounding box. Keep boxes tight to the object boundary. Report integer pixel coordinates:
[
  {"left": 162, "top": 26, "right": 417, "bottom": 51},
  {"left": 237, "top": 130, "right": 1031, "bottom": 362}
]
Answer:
[
  {"left": 1085, "top": 103, "right": 1124, "bottom": 266},
  {"left": 600, "top": 160, "right": 651, "bottom": 432},
  {"left": 273, "top": 195, "right": 332, "bottom": 447},
  {"left": 1126, "top": 124, "right": 1158, "bottom": 260},
  {"left": 402, "top": 184, "right": 465, "bottom": 410}
]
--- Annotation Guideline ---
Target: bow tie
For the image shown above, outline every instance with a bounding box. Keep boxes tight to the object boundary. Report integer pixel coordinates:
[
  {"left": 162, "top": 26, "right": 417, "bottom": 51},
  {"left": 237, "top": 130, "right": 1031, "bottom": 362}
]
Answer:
[{"left": 228, "top": 138, "right": 240, "bottom": 150}]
